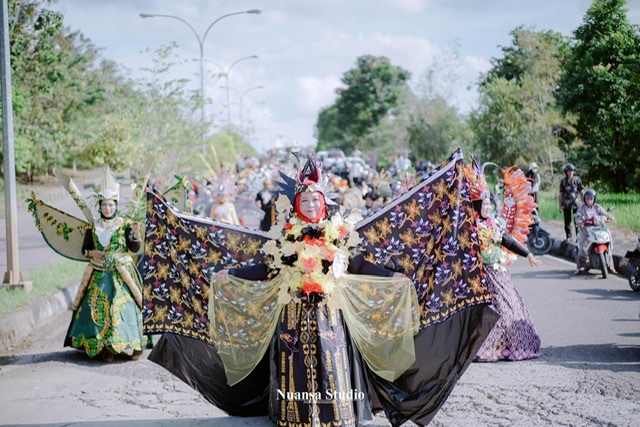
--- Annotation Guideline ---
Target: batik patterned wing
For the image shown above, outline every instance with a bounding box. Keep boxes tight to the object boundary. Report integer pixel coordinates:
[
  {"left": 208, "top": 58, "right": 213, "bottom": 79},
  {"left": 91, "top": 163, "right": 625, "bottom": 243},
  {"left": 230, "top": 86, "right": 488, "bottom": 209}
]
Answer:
[
  {"left": 141, "top": 186, "right": 271, "bottom": 343},
  {"left": 26, "top": 194, "right": 91, "bottom": 262},
  {"left": 356, "top": 149, "right": 492, "bottom": 329},
  {"left": 500, "top": 166, "right": 536, "bottom": 244}
]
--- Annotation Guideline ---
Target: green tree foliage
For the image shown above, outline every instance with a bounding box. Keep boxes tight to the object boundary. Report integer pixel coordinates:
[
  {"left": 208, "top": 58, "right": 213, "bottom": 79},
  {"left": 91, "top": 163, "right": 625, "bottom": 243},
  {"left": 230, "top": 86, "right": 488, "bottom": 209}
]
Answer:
[
  {"left": 406, "top": 46, "right": 467, "bottom": 164},
  {"left": 315, "top": 105, "right": 342, "bottom": 152},
  {"left": 3, "top": 1, "right": 255, "bottom": 183},
  {"left": 406, "top": 97, "right": 462, "bottom": 164},
  {"left": 316, "top": 55, "right": 410, "bottom": 154},
  {"left": 470, "top": 26, "right": 574, "bottom": 183},
  {"left": 4, "top": 0, "right": 65, "bottom": 178},
  {"left": 556, "top": 0, "right": 640, "bottom": 192},
  {"left": 2, "top": 0, "right": 137, "bottom": 180}
]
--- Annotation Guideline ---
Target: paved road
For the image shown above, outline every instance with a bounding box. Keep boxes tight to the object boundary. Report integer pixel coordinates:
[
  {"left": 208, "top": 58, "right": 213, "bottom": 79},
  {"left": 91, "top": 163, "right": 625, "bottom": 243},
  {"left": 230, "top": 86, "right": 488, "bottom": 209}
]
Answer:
[{"left": 1, "top": 255, "right": 639, "bottom": 426}]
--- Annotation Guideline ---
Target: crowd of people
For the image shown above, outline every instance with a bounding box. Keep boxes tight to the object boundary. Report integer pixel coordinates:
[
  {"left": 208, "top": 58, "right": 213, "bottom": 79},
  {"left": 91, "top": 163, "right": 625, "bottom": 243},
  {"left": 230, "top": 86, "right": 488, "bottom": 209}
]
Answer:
[{"left": 185, "top": 149, "right": 434, "bottom": 232}]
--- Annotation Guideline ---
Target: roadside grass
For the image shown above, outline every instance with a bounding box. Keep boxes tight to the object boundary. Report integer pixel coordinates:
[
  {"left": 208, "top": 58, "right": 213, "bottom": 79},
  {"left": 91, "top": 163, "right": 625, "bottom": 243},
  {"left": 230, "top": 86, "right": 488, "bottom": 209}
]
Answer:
[
  {"left": 0, "top": 259, "right": 86, "bottom": 317},
  {"left": 537, "top": 190, "right": 640, "bottom": 233}
]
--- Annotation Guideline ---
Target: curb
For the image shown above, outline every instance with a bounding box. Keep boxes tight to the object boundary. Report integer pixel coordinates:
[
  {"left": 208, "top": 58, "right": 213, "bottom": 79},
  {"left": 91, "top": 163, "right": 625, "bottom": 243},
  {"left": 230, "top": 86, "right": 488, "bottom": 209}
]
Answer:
[{"left": 0, "top": 282, "right": 79, "bottom": 354}]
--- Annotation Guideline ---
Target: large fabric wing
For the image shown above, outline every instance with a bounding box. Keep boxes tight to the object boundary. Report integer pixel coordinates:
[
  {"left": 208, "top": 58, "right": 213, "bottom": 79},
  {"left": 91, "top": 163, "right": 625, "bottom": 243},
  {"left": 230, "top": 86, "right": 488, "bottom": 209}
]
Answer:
[
  {"left": 141, "top": 186, "right": 271, "bottom": 343},
  {"left": 356, "top": 149, "right": 492, "bottom": 329},
  {"left": 26, "top": 194, "right": 91, "bottom": 262}
]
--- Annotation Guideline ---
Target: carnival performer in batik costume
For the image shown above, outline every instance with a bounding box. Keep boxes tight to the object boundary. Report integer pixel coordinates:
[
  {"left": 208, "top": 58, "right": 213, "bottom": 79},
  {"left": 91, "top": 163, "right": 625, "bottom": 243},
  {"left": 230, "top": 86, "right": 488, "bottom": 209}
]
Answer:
[
  {"left": 28, "top": 167, "right": 147, "bottom": 361},
  {"left": 465, "top": 162, "right": 543, "bottom": 362},
  {"left": 213, "top": 157, "right": 415, "bottom": 426},
  {"left": 144, "top": 150, "right": 498, "bottom": 426}
]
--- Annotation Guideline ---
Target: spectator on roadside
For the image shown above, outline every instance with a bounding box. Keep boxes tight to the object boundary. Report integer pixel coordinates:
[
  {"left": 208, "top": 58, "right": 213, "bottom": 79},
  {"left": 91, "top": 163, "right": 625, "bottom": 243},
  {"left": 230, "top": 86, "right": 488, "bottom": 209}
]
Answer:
[
  {"left": 361, "top": 190, "right": 379, "bottom": 216},
  {"left": 558, "top": 163, "right": 584, "bottom": 241},
  {"left": 526, "top": 162, "right": 541, "bottom": 204},
  {"left": 255, "top": 180, "right": 276, "bottom": 231}
]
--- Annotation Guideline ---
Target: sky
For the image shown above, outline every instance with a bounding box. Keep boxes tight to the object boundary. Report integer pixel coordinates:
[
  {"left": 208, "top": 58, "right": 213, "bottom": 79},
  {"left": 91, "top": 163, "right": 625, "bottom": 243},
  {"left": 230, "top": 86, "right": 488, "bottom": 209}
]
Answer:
[{"left": 51, "top": 0, "right": 640, "bottom": 154}]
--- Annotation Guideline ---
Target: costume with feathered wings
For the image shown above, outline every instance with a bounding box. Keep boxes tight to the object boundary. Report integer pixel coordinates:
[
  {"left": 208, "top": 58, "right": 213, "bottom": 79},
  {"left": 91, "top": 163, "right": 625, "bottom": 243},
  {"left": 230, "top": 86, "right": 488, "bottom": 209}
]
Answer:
[
  {"left": 142, "top": 149, "right": 499, "bottom": 426},
  {"left": 25, "top": 161, "right": 189, "bottom": 262},
  {"left": 499, "top": 165, "right": 537, "bottom": 244}
]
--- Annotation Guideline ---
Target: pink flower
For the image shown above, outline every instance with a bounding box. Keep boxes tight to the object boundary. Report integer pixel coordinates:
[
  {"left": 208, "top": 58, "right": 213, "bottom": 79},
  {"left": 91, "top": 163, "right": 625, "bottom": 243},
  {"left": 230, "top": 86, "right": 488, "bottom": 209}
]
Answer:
[{"left": 302, "top": 257, "right": 318, "bottom": 272}]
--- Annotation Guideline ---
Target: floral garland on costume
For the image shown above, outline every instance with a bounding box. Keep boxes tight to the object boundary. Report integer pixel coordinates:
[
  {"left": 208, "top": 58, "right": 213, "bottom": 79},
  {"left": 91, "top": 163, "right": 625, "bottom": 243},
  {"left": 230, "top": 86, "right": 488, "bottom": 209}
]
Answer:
[
  {"left": 261, "top": 195, "right": 362, "bottom": 301},
  {"left": 475, "top": 214, "right": 516, "bottom": 270}
]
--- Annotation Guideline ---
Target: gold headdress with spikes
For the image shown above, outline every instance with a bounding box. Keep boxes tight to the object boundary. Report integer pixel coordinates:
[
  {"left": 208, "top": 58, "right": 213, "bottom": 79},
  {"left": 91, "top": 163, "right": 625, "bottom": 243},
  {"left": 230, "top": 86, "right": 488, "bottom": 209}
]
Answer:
[{"left": 94, "top": 166, "right": 120, "bottom": 203}]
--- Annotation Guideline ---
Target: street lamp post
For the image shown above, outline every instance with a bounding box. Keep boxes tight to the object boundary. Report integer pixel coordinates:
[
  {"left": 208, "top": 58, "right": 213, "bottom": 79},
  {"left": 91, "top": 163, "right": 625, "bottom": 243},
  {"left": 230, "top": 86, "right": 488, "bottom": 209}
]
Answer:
[
  {"left": 222, "top": 84, "right": 263, "bottom": 133},
  {"left": 221, "top": 56, "right": 258, "bottom": 129},
  {"left": 140, "top": 9, "right": 261, "bottom": 138},
  {"left": 239, "top": 86, "right": 263, "bottom": 131}
]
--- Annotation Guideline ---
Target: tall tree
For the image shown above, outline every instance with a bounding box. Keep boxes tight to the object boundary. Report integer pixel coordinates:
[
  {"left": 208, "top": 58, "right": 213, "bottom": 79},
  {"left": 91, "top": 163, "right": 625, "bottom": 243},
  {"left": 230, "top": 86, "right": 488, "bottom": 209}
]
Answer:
[
  {"left": 406, "top": 45, "right": 466, "bottom": 164},
  {"left": 315, "top": 55, "right": 410, "bottom": 154},
  {"left": 470, "top": 26, "right": 574, "bottom": 180},
  {"left": 2, "top": 0, "right": 132, "bottom": 179},
  {"left": 556, "top": 0, "right": 640, "bottom": 192}
]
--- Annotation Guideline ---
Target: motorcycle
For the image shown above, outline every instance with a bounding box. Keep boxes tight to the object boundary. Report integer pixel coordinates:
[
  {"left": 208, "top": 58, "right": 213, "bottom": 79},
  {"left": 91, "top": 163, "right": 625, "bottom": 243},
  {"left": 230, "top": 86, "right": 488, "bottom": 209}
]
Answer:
[
  {"left": 625, "top": 237, "right": 640, "bottom": 292},
  {"left": 527, "top": 210, "right": 552, "bottom": 255},
  {"left": 575, "top": 209, "right": 614, "bottom": 279}
]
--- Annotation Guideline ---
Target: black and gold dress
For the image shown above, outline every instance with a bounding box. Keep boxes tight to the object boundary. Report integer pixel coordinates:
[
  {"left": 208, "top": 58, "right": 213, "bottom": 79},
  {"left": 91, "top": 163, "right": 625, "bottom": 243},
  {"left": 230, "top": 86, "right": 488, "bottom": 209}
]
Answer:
[
  {"left": 209, "top": 212, "right": 418, "bottom": 427},
  {"left": 145, "top": 149, "right": 498, "bottom": 426}
]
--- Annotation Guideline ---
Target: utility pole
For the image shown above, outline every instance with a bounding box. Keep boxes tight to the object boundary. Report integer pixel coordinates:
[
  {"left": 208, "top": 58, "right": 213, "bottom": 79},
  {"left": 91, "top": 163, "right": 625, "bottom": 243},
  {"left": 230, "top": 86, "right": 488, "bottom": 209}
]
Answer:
[{"left": 0, "top": 0, "right": 30, "bottom": 291}]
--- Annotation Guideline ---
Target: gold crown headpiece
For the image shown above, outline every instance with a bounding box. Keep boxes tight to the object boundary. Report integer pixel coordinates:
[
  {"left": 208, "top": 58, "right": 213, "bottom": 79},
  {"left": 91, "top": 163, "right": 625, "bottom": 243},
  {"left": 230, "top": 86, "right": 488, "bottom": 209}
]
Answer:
[{"left": 94, "top": 166, "right": 120, "bottom": 203}]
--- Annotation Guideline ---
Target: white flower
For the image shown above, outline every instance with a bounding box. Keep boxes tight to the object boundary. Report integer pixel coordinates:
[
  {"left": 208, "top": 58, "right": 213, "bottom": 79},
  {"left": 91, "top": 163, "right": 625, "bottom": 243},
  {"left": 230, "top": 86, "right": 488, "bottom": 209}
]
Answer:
[{"left": 332, "top": 251, "right": 348, "bottom": 278}]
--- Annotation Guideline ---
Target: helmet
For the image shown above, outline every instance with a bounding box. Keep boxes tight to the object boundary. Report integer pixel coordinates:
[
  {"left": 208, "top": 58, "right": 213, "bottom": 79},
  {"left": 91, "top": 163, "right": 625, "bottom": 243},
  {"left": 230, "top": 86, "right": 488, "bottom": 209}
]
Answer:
[
  {"left": 563, "top": 163, "right": 576, "bottom": 172},
  {"left": 583, "top": 188, "right": 596, "bottom": 203},
  {"left": 528, "top": 162, "right": 538, "bottom": 171}
]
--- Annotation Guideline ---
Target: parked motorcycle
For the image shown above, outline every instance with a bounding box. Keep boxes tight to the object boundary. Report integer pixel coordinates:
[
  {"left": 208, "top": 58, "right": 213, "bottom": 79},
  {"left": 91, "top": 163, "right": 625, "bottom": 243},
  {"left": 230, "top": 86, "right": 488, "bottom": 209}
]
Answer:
[
  {"left": 527, "top": 210, "right": 552, "bottom": 255},
  {"left": 625, "top": 237, "right": 640, "bottom": 292},
  {"left": 575, "top": 209, "right": 614, "bottom": 279}
]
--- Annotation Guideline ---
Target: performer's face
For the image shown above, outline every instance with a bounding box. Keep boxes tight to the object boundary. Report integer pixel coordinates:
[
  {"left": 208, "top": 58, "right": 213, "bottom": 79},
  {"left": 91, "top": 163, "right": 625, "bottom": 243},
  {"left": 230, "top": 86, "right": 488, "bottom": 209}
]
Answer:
[
  {"left": 480, "top": 198, "right": 493, "bottom": 219},
  {"left": 299, "top": 192, "right": 323, "bottom": 220},
  {"left": 100, "top": 200, "right": 117, "bottom": 219}
]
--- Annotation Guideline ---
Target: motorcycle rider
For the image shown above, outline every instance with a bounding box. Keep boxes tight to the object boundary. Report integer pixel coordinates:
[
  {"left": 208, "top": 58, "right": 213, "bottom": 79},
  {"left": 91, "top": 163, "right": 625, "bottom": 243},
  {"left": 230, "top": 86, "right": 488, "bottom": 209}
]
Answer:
[{"left": 574, "top": 189, "right": 615, "bottom": 275}]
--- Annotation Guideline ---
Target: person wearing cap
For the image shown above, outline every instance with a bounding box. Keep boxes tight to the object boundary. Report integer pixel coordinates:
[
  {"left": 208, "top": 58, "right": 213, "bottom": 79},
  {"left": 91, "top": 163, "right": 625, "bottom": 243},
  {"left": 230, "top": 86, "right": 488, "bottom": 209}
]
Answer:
[
  {"left": 574, "top": 189, "right": 615, "bottom": 275},
  {"left": 526, "top": 162, "right": 541, "bottom": 204},
  {"left": 558, "top": 163, "right": 584, "bottom": 241}
]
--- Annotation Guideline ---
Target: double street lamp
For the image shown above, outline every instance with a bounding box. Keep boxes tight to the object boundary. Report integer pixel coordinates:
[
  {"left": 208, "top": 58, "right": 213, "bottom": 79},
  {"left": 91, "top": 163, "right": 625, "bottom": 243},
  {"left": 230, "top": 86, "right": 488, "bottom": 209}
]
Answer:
[
  {"left": 217, "top": 56, "right": 259, "bottom": 129},
  {"left": 224, "top": 85, "right": 264, "bottom": 131},
  {"left": 139, "top": 9, "right": 261, "bottom": 129}
]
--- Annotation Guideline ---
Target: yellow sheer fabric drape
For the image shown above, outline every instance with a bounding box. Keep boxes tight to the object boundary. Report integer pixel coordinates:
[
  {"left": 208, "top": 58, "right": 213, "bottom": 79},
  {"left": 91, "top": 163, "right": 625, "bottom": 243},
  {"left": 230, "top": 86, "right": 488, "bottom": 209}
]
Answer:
[
  {"left": 208, "top": 275, "right": 283, "bottom": 386},
  {"left": 209, "top": 274, "right": 419, "bottom": 386},
  {"left": 333, "top": 274, "right": 420, "bottom": 382}
]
